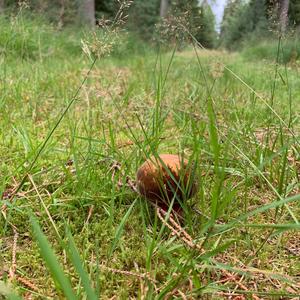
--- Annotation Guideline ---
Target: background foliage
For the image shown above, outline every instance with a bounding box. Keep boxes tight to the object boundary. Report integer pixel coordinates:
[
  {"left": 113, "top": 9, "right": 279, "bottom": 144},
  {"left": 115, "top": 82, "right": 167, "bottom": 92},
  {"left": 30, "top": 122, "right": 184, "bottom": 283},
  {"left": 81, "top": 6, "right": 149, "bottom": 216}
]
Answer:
[
  {"left": 1, "top": 0, "right": 300, "bottom": 55},
  {"left": 1, "top": 0, "right": 219, "bottom": 47}
]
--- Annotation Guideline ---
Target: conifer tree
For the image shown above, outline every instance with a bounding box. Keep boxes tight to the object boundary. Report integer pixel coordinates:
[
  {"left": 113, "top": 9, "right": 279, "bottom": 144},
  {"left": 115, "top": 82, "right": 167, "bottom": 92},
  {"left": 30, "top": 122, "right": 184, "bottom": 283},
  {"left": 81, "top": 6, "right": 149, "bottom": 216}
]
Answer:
[{"left": 289, "top": 0, "right": 300, "bottom": 29}]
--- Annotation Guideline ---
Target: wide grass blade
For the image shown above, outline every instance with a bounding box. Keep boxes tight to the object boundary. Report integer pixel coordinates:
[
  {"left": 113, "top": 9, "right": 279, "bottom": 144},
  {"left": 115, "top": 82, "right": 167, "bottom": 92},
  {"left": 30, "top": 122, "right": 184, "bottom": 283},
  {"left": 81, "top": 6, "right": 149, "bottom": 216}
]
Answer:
[
  {"left": 215, "top": 193, "right": 300, "bottom": 234},
  {"left": 30, "top": 216, "right": 77, "bottom": 300},
  {"left": 241, "top": 223, "right": 300, "bottom": 230},
  {"left": 66, "top": 229, "right": 98, "bottom": 300}
]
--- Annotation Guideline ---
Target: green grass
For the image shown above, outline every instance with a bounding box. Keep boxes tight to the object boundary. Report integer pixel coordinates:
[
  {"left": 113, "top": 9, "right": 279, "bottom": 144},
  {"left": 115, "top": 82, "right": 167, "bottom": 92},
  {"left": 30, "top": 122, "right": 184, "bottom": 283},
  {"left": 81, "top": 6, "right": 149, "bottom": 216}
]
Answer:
[
  {"left": 0, "top": 14, "right": 300, "bottom": 299},
  {"left": 241, "top": 37, "right": 300, "bottom": 64}
]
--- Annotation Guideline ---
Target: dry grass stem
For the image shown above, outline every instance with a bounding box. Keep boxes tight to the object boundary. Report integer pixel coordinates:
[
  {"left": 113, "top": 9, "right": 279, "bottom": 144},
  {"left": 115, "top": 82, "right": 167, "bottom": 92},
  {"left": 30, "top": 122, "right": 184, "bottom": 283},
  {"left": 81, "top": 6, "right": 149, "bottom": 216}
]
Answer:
[
  {"left": 16, "top": 276, "right": 39, "bottom": 293},
  {"left": 9, "top": 226, "right": 18, "bottom": 280},
  {"left": 101, "top": 264, "right": 157, "bottom": 289},
  {"left": 84, "top": 205, "right": 94, "bottom": 226},
  {"left": 156, "top": 207, "right": 203, "bottom": 252},
  {"left": 28, "top": 174, "right": 61, "bottom": 239},
  {"left": 222, "top": 270, "right": 261, "bottom": 300}
]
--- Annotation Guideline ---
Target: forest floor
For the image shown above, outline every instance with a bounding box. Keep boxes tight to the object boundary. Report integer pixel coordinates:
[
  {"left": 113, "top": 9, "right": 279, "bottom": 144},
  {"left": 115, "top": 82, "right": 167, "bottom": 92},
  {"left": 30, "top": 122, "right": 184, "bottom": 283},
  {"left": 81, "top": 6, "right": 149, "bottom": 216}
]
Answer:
[{"left": 0, "top": 43, "right": 300, "bottom": 299}]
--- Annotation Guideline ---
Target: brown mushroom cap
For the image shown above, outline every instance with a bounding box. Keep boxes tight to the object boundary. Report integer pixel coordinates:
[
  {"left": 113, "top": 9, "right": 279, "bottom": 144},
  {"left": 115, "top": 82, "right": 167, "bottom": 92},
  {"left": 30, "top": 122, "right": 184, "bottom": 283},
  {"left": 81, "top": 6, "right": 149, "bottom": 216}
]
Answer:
[{"left": 136, "top": 154, "right": 197, "bottom": 206}]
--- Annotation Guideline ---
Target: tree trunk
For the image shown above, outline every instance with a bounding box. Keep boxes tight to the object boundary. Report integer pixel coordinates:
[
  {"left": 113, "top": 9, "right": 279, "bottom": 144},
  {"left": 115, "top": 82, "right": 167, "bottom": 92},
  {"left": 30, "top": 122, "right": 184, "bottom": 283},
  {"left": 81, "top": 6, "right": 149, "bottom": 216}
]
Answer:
[
  {"left": 0, "top": 0, "right": 4, "bottom": 13},
  {"left": 160, "top": 0, "right": 169, "bottom": 18},
  {"left": 279, "top": 0, "right": 289, "bottom": 34},
  {"left": 58, "top": 0, "right": 65, "bottom": 28},
  {"left": 79, "top": 0, "right": 95, "bottom": 27}
]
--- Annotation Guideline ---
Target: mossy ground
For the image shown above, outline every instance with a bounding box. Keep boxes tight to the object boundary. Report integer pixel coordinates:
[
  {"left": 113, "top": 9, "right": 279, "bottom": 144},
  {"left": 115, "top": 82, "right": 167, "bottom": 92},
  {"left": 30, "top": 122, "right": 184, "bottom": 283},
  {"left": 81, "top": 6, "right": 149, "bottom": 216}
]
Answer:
[{"left": 0, "top": 19, "right": 299, "bottom": 299}]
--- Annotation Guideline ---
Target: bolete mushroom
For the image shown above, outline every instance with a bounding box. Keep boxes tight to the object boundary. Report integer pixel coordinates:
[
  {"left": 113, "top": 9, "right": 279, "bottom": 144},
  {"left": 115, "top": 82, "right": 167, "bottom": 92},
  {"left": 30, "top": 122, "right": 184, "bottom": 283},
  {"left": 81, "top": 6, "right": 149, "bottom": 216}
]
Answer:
[{"left": 136, "top": 154, "right": 197, "bottom": 214}]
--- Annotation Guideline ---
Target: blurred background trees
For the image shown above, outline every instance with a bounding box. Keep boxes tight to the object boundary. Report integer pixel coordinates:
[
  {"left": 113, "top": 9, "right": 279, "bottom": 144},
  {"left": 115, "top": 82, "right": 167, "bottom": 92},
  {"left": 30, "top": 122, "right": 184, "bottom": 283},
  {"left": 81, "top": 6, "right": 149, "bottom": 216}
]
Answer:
[
  {"left": 0, "top": 0, "right": 218, "bottom": 47},
  {"left": 0, "top": 0, "right": 299, "bottom": 52},
  {"left": 220, "top": 0, "right": 300, "bottom": 49},
  {"left": 289, "top": 0, "right": 300, "bottom": 30}
]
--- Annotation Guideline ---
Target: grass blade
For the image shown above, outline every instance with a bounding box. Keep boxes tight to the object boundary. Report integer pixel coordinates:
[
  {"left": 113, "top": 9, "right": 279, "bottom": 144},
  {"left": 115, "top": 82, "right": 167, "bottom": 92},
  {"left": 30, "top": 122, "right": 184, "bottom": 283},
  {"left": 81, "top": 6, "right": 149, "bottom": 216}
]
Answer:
[
  {"left": 215, "top": 193, "right": 300, "bottom": 234},
  {"left": 108, "top": 199, "right": 137, "bottom": 257},
  {"left": 30, "top": 215, "right": 77, "bottom": 300},
  {"left": 66, "top": 229, "right": 98, "bottom": 300}
]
